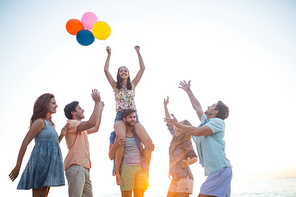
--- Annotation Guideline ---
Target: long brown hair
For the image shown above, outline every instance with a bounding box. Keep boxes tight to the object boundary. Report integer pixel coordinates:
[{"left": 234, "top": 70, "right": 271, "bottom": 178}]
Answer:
[
  {"left": 170, "top": 120, "right": 192, "bottom": 153},
  {"left": 30, "top": 93, "right": 55, "bottom": 126},
  {"left": 116, "top": 66, "right": 132, "bottom": 90}
]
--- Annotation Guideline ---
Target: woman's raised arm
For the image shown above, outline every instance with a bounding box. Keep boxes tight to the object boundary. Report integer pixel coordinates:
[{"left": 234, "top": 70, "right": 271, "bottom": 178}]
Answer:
[
  {"left": 131, "top": 46, "right": 145, "bottom": 89},
  {"left": 104, "top": 46, "right": 116, "bottom": 89}
]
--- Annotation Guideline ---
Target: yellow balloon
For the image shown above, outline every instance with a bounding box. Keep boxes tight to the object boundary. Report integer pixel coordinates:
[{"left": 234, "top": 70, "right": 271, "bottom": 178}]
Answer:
[{"left": 92, "top": 21, "right": 111, "bottom": 40}]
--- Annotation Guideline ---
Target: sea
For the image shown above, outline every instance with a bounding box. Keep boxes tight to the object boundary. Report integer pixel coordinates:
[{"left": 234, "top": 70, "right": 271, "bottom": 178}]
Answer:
[{"left": 96, "top": 178, "right": 296, "bottom": 197}]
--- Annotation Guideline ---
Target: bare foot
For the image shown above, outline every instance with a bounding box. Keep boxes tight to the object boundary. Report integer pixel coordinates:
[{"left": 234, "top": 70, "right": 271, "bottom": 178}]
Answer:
[{"left": 116, "top": 174, "right": 123, "bottom": 186}]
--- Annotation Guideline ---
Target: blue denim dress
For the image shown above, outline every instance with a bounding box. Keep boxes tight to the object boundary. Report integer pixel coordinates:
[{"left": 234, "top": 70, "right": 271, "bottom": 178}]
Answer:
[{"left": 17, "top": 120, "right": 65, "bottom": 189}]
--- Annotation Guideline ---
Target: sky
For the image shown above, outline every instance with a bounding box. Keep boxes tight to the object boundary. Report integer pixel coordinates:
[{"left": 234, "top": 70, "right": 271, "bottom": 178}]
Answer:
[{"left": 1, "top": 0, "right": 296, "bottom": 196}]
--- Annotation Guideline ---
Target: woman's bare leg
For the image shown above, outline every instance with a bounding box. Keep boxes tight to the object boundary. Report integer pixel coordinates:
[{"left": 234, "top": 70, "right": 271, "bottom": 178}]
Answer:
[
  {"left": 33, "top": 187, "right": 50, "bottom": 197},
  {"left": 45, "top": 187, "right": 50, "bottom": 197},
  {"left": 167, "top": 191, "right": 177, "bottom": 197},
  {"left": 134, "top": 123, "right": 153, "bottom": 166},
  {"left": 121, "top": 190, "right": 132, "bottom": 197},
  {"left": 176, "top": 192, "right": 190, "bottom": 197},
  {"left": 114, "top": 120, "right": 126, "bottom": 185},
  {"left": 198, "top": 194, "right": 216, "bottom": 197}
]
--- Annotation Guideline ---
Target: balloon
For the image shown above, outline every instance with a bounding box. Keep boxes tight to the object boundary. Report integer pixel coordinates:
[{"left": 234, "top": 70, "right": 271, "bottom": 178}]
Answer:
[
  {"left": 66, "top": 19, "right": 84, "bottom": 35},
  {"left": 92, "top": 21, "right": 111, "bottom": 40},
  {"left": 76, "top": 29, "right": 94, "bottom": 46},
  {"left": 81, "top": 12, "right": 98, "bottom": 30}
]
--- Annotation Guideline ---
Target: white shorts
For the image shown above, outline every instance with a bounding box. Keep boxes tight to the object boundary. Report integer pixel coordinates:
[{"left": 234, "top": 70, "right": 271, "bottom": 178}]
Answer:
[{"left": 168, "top": 177, "right": 194, "bottom": 194}]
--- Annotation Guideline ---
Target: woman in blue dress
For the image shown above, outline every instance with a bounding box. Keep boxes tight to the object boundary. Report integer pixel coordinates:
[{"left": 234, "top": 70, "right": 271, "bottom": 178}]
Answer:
[{"left": 9, "top": 93, "right": 66, "bottom": 197}]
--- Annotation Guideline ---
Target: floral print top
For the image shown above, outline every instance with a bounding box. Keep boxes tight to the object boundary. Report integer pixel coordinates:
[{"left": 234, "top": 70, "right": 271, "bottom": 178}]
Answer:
[
  {"left": 114, "top": 87, "right": 136, "bottom": 112},
  {"left": 168, "top": 125, "right": 197, "bottom": 181}
]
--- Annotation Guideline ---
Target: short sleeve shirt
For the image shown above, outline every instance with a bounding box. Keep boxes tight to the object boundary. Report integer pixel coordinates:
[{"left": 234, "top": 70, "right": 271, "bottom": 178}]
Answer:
[
  {"left": 63, "top": 120, "right": 91, "bottom": 170},
  {"left": 168, "top": 125, "right": 197, "bottom": 181},
  {"left": 192, "top": 114, "right": 232, "bottom": 176}
]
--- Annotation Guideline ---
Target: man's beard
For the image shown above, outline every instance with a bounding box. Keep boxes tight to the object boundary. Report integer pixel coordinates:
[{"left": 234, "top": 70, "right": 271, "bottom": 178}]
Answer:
[
  {"left": 205, "top": 110, "right": 211, "bottom": 116},
  {"left": 126, "top": 121, "right": 136, "bottom": 127}
]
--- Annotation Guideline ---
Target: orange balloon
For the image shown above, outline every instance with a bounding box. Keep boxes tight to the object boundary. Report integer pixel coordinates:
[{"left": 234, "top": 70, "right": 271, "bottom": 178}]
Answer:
[{"left": 66, "top": 19, "right": 84, "bottom": 35}]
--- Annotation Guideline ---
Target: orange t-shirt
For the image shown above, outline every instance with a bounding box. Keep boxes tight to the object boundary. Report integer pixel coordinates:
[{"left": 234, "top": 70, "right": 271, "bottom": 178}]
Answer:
[{"left": 64, "top": 120, "right": 91, "bottom": 170}]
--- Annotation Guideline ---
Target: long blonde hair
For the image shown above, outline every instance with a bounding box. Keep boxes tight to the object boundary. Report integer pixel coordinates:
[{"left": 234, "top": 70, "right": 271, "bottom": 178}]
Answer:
[{"left": 170, "top": 120, "right": 192, "bottom": 153}]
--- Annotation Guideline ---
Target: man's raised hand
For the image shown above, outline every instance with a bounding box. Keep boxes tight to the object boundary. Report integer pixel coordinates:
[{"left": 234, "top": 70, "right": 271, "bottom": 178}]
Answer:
[
  {"left": 178, "top": 80, "right": 191, "bottom": 92},
  {"left": 91, "top": 89, "right": 101, "bottom": 103}
]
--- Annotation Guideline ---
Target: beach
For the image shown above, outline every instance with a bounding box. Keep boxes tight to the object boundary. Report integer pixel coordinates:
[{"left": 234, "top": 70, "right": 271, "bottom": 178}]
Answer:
[{"left": 96, "top": 178, "right": 296, "bottom": 197}]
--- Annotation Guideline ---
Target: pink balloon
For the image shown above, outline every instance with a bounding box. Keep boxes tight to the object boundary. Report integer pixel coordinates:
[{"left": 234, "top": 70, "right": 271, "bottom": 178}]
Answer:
[{"left": 81, "top": 12, "right": 98, "bottom": 29}]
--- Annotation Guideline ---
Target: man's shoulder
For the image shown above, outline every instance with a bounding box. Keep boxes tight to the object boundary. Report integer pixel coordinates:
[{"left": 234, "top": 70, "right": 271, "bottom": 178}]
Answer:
[
  {"left": 209, "top": 117, "right": 225, "bottom": 125},
  {"left": 109, "top": 131, "right": 116, "bottom": 142},
  {"left": 67, "top": 119, "right": 81, "bottom": 124},
  {"left": 110, "top": 131, "right": 116, "bottom": 137},
  {"left": 207, "top": 118, "right": 225, "bottom": 134},
  {"left": 66, "top": 119, "right": 81, "bottom": 134}
]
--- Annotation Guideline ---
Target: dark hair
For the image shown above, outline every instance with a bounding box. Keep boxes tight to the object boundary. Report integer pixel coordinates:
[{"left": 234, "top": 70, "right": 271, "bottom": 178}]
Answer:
[
  {"left": 122, "top": 109, "right": 137, "bottom": 119},
  {"left": 215, "top": 101, "right": 229, "bottom": 120},
  {"left": 116, "top": 66, "right": 132, "bottom": 90},
  {"left": 30, "top": 93, "right": 55, "bottom": 126},
  {"left": 64, "top": 101, "right": 79, "bottom": 119}
]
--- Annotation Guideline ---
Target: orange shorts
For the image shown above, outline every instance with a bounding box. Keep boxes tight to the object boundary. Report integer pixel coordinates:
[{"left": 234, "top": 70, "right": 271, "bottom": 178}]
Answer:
[{"left": 168, "top": 178, "right": 194, "bottom": 194}]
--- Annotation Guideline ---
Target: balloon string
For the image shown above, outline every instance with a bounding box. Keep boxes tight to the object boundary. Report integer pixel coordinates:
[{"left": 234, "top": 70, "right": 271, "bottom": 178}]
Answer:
[{"left": 96, "top": 40, "right": 107, "bottom": 46}]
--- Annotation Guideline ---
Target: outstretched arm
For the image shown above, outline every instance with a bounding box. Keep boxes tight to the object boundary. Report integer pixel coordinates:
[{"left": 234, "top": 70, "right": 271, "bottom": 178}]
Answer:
[
  {"left": 164, "top": 96, "right": 176, "bottom": 135},
  {"left": 164, "top": 96, "right": 171, "bottom": 119},
  {"left": 87, "top": 101, "right": 105, "bottom": 134},
  {"left": 179, "top": 80, "right": 203, "bottom": 120},
  {"left": 164, "top": 114, "right": 213, "bottom": 136},
  {"left": 131, "top": 46, "right": 145, "bottom": 89},
  {"left": 104, "top": 46, "right": 116, "bottom": 89},
  {"left": 77, "top": 89, "right": 101, "bottom": 132},
  {"left": 9, "top": 119, "right": 45, "bottom": 181},
  {"left": 59, "top": 123, "right": 69, "bottom": 143}
]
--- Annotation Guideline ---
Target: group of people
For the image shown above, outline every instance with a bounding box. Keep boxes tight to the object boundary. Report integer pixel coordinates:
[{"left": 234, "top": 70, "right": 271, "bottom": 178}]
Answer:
[{"left": 9, "top": 46, "right": 232, "bottom": 197}]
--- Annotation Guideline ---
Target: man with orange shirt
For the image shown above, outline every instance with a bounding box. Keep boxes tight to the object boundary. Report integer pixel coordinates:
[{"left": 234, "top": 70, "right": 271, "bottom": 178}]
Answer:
[{"left": 60, "top": 89, "right": 104, "bottom": 197}]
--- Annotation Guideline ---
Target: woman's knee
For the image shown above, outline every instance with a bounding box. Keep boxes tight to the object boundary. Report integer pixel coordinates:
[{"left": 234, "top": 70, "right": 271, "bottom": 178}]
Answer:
[
  {"left": 114, "top": 121, "right": 126, "bottom": 138},
  {"left": 33, "top": 187, "right": 49, "bottom": 197}
]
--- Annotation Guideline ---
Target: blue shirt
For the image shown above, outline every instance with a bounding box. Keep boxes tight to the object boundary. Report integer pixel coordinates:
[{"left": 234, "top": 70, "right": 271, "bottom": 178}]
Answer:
[
  {"left": 192, "top": 114, "right": 232, "bottom": 176},
  {"left": 109, "top": 130, "right": 148, "bottom": 175}
]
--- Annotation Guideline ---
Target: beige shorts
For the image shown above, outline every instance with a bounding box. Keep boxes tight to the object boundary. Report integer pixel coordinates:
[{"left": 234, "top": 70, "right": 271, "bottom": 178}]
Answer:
[
  {"left": 168, "top": 177, "right": 194, "bottom": 194},
  {"left": 65, "top": 165, "right": 93, "bottom": 197},
  {"left": 120, "top": 165, "right": 148, "bottom": 191}
]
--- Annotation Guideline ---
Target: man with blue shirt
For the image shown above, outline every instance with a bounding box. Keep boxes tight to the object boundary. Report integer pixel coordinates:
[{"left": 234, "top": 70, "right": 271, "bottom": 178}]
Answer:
[{"left": 164, "top": 80, "right": 232, "bottom": 197}]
